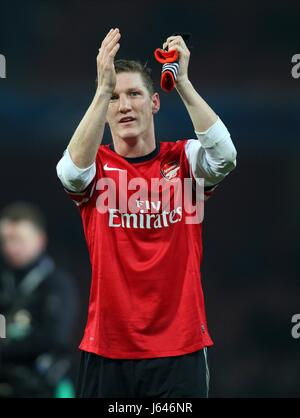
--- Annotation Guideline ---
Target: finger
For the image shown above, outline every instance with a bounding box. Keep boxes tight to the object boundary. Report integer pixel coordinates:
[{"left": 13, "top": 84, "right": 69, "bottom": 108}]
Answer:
[
  {"left": 163, "top": 36, "right": 185, "bottom": 51},
  {"left": 165, "top": 42, "right": 179, "bottom": 52},
  {"left": 101, "top": 28, "right": 119, "bottom": 48},
  {"left": 166, "top": 35, "right": 182, "bottom": 44},
  {"left": 168, "top": 40, "right": 188, "bottom": 52},
  {"left": 100, "top": 29, "right": 114, "bottom": 48},
  {"left": 106, "top": 31, "right": 121, "bottom": 52},
  {"left": 103, "top": 28, "right": 119, "bottom": 47},
  {"left": 167, "top": 44, "right": 185, "bottom": 57},
  {"left": 167, "top": 45, "right": 180, "bottom": 53},
  {"left": 108, "top": 42, "right": 120, "bottom": 59},
  {"left": 166, "top": 36, "right": 187, "bottom": 50},
  {"left": 99, "top": 31, "right": 121, "bottom": 60}
]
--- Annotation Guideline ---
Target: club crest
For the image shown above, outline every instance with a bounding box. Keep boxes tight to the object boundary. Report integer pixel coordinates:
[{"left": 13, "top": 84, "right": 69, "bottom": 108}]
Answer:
[{"left": 160, "top": 161, "right": 180, "bottom": 181}]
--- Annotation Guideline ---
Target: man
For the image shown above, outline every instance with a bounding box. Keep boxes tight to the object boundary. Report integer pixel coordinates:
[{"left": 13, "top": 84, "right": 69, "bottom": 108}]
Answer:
[
  {"left": 0, "top": 202, "right": 78, "bottom": 397},
  {"left": 56, "top": 28, "right": 237, "bottom": 398}
]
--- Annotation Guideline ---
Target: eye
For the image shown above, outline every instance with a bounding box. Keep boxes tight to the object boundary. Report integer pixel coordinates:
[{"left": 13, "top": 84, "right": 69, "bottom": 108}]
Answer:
[
  {"left": 129, "top": 91, "right": 140, "bottom": 96},
  {"left": 110, "top": 95, "right": 118, "bottom": 101}
]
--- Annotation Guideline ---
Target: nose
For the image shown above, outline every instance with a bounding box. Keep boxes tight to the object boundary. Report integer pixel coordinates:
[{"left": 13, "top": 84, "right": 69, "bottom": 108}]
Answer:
[{"left": 118, "top": 94, "right": 132, "bottom": 113}]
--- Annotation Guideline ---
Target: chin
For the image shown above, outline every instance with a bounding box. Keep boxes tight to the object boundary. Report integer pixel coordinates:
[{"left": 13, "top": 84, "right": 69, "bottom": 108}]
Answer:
[
  {"left": 119, "top": 129, "right": 139, "bottom": 140},
  {"left": 7, "top": 258, "right": 27, "bottom": 269}
]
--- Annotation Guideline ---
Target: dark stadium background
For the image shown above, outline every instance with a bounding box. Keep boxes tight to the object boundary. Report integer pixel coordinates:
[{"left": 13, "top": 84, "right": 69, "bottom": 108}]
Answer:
[{"left": 1, "top": 0, "right": 300, "bottom": 397}]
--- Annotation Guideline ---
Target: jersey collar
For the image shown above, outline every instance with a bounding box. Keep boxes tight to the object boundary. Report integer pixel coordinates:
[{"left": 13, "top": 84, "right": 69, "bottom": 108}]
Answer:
[{"left": 109, "top": 141, "right": 160, "bottom": 164}]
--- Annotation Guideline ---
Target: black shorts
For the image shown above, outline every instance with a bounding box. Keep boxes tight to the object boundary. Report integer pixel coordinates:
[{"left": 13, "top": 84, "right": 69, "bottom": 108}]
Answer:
[{"left": 76, "top": 348, "right": 210, "bottom": 398}]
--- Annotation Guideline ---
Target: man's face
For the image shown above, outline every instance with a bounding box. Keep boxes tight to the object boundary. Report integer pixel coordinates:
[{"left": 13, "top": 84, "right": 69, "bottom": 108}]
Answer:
[
  {"left": 106, "top": 72, "right": 160, "bottom": 141},
  {"left": 0, "top": 220, "right": 46, "bottom": 269}
]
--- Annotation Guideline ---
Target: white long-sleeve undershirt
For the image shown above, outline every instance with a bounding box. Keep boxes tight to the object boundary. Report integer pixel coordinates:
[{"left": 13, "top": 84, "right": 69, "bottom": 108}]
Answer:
[{"left": 56, "top": 117, "right": 236, "bottom": 192}]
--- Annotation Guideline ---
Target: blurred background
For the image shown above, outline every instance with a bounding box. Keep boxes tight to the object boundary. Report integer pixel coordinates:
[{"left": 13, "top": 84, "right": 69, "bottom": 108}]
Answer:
[{"left": 0, "top": 0, "right": 300, "bottom": 397}]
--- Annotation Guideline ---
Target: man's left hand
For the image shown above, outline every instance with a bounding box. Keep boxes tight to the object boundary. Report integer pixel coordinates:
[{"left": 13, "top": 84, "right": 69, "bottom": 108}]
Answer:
[{"left": 163, "top": 35, "right": 190, "bottom": 86}]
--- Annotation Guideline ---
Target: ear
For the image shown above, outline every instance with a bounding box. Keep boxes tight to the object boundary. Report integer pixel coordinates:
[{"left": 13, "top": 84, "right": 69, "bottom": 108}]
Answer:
[{"left": 151, "top": 92, "right": 160, "bottom": 114}]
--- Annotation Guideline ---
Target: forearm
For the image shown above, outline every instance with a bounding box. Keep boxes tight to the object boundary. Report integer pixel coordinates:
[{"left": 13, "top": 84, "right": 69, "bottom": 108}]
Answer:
[
  {"left": 176, "top": 78, "right": 218, "bottom": 132},
  {"left": 67, "top": 88, "right": 111, "bottom": 168}
]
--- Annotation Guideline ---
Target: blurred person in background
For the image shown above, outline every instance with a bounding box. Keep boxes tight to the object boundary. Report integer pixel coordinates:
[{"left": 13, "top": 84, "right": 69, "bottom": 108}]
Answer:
[{"left": 0, "top": 202, "right": 79, "bottom": 397}]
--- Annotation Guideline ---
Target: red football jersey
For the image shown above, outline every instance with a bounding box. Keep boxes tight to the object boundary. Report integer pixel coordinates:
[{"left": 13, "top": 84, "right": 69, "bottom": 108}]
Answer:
[{"left": 65, "top": 140, "right": 214, "bottom": 359}]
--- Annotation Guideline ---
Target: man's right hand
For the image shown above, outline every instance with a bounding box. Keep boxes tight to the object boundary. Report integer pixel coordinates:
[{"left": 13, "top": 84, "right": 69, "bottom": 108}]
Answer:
[{"left": 96, "top": 28, "right": 121, "bottom": 94}]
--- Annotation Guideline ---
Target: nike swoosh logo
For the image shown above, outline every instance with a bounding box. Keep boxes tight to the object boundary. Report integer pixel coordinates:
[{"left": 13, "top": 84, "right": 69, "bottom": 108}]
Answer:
[{"left": 103, "top": 163, "right": 126, "bottom": 172}]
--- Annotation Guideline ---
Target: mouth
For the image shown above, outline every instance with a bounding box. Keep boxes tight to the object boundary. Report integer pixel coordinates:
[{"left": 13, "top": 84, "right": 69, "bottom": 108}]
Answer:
[{"left": 119, "top": 117, "right": 136, "bottom": 124}]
